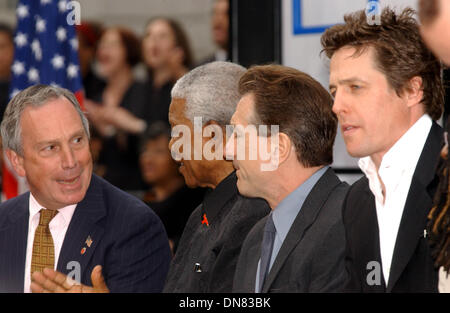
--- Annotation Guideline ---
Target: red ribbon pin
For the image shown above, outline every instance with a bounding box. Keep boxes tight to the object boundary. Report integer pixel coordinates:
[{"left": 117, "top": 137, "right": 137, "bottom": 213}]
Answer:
[{"left": 201, "top": 213, "right": 209, "bottom": 227}]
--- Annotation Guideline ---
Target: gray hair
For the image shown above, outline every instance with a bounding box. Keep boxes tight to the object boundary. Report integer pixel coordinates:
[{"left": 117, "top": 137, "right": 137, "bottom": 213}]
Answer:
[
  {"left": 171, "top": 61, "right": 246, "bottom": 126},
  {"left": 0, "top": 84, "right": 90, "bottom": 156}
]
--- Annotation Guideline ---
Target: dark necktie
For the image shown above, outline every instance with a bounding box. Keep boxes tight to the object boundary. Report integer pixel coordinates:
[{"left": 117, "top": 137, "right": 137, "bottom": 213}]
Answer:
[
  {"left": 258, "top": 213, "right": 276, "bottom": 292},
  {"left": 31, "top": 209, "right": 58, "bottom": 275}
]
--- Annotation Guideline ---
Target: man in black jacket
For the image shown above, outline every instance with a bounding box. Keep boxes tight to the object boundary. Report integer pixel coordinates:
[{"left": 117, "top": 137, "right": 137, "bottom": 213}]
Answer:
[
  {"left": 321, "top": 7, "right": 444, "bottom": 292},
  {"left": 163, "top": 61, "right": 270, "bottom": 292}
]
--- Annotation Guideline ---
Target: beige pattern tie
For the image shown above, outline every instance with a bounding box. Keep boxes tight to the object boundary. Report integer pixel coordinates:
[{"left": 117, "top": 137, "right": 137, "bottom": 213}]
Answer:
[{"left": 31, "top": 209, "right": 59, "bottom": 275}]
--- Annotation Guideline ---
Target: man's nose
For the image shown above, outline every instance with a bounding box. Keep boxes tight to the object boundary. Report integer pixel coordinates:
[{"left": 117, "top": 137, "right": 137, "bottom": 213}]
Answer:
[
  {"left": 224, "top": 135, "right": 236, "bottom": 160},
  {"left": 61, "top": 146, "right": 77, "bottom": 169},
  {"left": 331, "top": 89, "right": 346, "bottom": 116}
]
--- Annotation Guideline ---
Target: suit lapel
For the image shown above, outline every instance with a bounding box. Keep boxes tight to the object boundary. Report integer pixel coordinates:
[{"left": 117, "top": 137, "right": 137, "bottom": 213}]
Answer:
[
  {"left": 387, "top": 123, "right": 442, "bottom": 291},
  {"left": 0, "top": 193, "right": 29, "bottom": 292},
  {"left": 262, "top": 168, "right": 340, "bottom": 292},
  {"left": 56, "top": 175, "right": 106, "bottom": 282}
]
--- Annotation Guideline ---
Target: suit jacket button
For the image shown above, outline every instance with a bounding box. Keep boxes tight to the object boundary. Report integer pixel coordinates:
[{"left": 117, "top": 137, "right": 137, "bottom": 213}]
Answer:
[{"left": 194, "top": 263, "right": 202, "bottom": 273}]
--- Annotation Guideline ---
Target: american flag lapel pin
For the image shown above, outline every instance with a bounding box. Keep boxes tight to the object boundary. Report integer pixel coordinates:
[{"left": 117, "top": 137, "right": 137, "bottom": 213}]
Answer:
[{"left": 85, "top": 235, "right": 93, "bottom": 248}]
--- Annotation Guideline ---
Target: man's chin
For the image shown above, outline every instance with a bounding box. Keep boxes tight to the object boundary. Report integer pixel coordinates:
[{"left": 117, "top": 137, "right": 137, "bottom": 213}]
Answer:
[
  {"left": 181, "top": 174, "right": 199, "bottom": 189},
  {"left": 184, "top": 181, "right": 199, "bottom": 189},
  {"left": 236, "top": 180, "right": 252, "bottom": 198}
]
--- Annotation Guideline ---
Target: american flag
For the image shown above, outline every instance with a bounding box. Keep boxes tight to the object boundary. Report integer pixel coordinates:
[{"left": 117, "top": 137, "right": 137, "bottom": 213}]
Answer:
[{"left": 2, "top": 0, "right": 83, "bottom": 200}]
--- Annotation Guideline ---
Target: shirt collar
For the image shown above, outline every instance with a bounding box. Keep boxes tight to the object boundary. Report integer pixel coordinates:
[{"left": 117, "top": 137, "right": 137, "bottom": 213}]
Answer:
[
  {"left": 202, "top": 171, "right": 237, "bottom": 225},
  {"left": 29, "top": 192, "right": 77, "bottom": 226},
  {"left": 272, "top": 166, "right": 329, "bottom": 242}
]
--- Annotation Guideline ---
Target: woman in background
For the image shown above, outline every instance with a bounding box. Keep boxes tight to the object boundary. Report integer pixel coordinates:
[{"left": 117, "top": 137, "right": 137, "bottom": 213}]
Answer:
[
  {"left": 428, "top": 123, "right": 450, "bottom": 293},
  {"left": 84, "top": 26, "right": 146, "bottom": 192},
  {"left": 419, "top": 0, "right": 450, "bottom": 293},
  {"left": 139, "top": 122, "right": 205, "bottom": 254},
  {"left": 99, "top": 17, "right": 194, "bottom": 134}
]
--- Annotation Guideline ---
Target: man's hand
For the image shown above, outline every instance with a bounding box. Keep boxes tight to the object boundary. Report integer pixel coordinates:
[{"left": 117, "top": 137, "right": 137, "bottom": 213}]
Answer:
[{"left": 30, "top": 265, "right": 110, "bottom": 293}]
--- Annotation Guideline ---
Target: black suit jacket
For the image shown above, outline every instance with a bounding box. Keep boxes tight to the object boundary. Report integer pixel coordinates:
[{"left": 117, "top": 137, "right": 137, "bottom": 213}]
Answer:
[
  {"left": 0, "top": 174, "right": 171, "bottom": 293},
  {"left": 233, "top": 168, "right": 349, "bottom": 292},
  {"left": 343, "top": 123, "right": 442, "bottom": 292},
  {"left": 163, "top": 171, "right": 270, "bottom": 292}
]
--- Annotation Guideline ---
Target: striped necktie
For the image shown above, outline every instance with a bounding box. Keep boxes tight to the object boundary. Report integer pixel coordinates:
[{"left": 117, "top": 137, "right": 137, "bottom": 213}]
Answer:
[{"left": 259, "top": 214, "right": 276, "bottom": 292}]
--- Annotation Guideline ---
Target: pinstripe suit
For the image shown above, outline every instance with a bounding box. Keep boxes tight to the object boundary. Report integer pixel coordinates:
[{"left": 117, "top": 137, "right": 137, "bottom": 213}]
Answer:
[{"left": 0, "top": 174, "right": 171, "bottom": 293}]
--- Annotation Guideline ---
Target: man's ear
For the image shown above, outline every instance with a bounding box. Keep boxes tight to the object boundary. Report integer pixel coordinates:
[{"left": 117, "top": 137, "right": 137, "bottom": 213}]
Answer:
[
  {"left": 202, "top": 120, "right": 225, "bottom": 155},
  {"left": 404, "top": 76, "right": 424, "bottom": 108},
  {"left": 5, "top": 149, "right": 26, "bottom": 177},
  {"left": 203, "top": 120, "right": 225, "bottom": 140},
  {"left": 277, "top": 132, "right": 292, "bottom": 165}
]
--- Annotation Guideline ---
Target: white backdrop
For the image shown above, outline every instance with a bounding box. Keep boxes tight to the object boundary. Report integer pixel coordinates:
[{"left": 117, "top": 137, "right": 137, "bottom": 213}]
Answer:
[{"left": 281, "top": 0, "right": 418, "bottom": 182}]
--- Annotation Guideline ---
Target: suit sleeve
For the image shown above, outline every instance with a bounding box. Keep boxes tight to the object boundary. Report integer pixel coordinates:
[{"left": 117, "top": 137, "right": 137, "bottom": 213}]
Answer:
[
  {"left": 209, "top": 198, "right": 269, "bottom": 292},
  {"left": 104, "top": 202, "right": 171, "bottom": 292},
  {"left": 309, "top": 218, "right": 348, "bottom": 292},
  {"left": 341, "top": 188, "right": 363, "bottom": 292}
]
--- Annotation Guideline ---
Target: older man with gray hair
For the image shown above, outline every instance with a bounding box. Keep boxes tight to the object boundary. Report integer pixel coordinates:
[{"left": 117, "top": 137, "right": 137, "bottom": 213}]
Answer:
[
  {"left": 163, "top": 61, "right": 270, "bottom": 292},
  {"left": 0, "top": 84, "right": 171, "bottom": 293}
]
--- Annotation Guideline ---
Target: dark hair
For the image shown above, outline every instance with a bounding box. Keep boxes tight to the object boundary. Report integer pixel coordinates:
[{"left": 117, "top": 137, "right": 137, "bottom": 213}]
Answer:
[
  {"left": 139, "top": 121, "right": 171, "bottom": 153},
  {"left": 321, "top": 7, "right": 444, "bottom": 121},
  {"left": 76, "top": 21, "right": 104, "bottom": 49},
  {"left": 0, "top": 23, "right": 13, "bottom": 42},
  {"left": 110, "top": 26, "right": 141, "bottom": 67},
  {"left": 238, "top": 64, "right": 337, "bottom": 168},
  {"left": 418, "top": 0, "right": 440, "bottom": 25},
  {"left": 428, "top": 117, "right": 450, "bottom": 272},
  {"left": 145, "top": 17, "right": 194, "bottom": 69}
]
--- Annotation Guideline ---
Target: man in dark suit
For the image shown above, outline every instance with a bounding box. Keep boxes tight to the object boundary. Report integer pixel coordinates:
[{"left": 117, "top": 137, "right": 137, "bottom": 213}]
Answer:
[
  {"left": 197, "top": 0, "right": 229, "bottom": 66},
  {"left": 163, "top": 61, "right": 270, "bottom": 292},
  {"left": 321, "top": 7, "right": 444, "bottom": 292},
  {"left": 0, "top": 84, "right": 171, "bottom": 293},
  {"left": 230, "top": 65, "right": 349, "bottom": 292}
]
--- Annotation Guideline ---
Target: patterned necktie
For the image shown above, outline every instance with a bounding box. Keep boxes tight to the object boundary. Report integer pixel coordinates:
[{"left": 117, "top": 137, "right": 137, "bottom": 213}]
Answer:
[
  {"left": 259, "top": 213, "right": 276, "bottom": 292},
  {"left": 31, "top": 209, "right": 59, "bottom": 275}
]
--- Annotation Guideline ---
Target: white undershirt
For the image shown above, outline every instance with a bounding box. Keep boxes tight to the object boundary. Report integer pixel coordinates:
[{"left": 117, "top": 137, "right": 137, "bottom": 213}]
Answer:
[
  {"left": 23, "top": 193, "right": 76, "bottom": 293},
  {"left": 359, "top": 114, "right": 432, "bottom": 284}
]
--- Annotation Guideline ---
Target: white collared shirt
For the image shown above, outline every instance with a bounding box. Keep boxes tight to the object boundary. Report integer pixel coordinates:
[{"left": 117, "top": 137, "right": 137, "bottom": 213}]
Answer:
[
  {"left": 358, "top": 114, "right": 432, "bottom": 284},
  {"left": 23, "top": 193, "right": 76, "bottom": 293}
]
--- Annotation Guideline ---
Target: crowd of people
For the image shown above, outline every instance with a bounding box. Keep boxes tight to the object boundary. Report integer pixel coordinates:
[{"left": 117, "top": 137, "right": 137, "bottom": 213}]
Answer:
[
  {"left": 0, "top": 0, "right": 230, "bottom": 255},
  {"left": 0, "top": 0, "right": 449, "bottom": 294}
]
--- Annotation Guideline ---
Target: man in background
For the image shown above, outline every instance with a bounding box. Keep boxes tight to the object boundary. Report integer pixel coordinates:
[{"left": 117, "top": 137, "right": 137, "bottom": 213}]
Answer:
[{"left": 198, "top": 0, "right": 229, "bottom": 65}]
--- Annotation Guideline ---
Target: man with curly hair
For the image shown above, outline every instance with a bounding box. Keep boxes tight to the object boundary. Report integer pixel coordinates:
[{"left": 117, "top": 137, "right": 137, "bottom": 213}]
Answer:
[{"left": 321, "top": 7, "right": 444, "bottom": 292}]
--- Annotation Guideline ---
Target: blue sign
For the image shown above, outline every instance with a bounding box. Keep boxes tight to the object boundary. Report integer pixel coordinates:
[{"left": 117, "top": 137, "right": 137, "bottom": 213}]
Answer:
[{"left": 293, "top": 0, "right": 379, "bottom": 35}]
